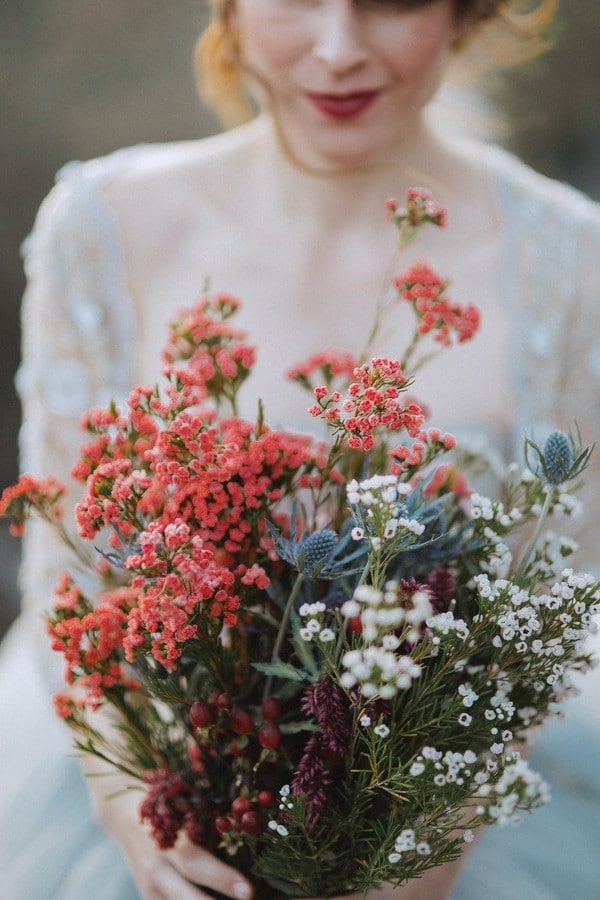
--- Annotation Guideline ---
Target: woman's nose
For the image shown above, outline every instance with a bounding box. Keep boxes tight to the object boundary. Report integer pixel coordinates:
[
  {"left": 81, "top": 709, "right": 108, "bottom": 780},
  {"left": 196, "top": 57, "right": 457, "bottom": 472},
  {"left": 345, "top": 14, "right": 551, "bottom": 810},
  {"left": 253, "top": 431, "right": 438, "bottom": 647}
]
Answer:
[{"left": 313, "top": 2, "right": 370, "bottom": 73}]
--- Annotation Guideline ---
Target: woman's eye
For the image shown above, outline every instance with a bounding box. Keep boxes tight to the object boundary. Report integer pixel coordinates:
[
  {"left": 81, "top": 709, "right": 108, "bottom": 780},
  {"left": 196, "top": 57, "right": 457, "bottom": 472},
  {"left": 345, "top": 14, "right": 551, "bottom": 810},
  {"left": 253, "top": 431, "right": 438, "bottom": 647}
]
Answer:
[
  {"left": 354, "top": 0, "right": 439, "bottom": 13},
  {"left": 373, "top": 0, "right": 437, "bottom": 6}
]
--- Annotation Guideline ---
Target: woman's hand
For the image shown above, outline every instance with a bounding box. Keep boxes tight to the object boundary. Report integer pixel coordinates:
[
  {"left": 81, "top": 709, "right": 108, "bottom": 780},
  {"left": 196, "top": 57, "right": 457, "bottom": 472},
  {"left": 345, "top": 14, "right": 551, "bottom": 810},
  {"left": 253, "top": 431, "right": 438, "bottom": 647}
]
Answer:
[
  {"left": 88, "top": 765, "right": 463, "bottom": 900},
  {"left": 88, "top": 770, "right": 253, "bottom": 900}
]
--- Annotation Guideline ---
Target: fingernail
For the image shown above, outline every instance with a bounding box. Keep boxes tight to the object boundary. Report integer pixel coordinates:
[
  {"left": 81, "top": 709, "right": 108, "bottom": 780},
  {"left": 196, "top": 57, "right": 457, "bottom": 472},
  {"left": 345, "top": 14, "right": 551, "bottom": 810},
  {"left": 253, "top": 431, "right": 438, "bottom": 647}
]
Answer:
[{"left": 233, "top": 882, "right": 252, "bottom": 900}]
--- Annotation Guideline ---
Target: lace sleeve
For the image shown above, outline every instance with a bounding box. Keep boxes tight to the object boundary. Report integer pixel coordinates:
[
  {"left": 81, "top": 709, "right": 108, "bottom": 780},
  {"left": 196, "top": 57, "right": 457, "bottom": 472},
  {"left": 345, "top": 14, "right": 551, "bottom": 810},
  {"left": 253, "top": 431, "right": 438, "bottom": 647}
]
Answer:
[
  {"left": 491, "top": 148, "right": 600, "bottom": 574},
  {"left": 16, "top": 158, "right": 136, "bottom": 683},
  {"left": 558, "top": 196, "right": 600, "bottom": 573}
]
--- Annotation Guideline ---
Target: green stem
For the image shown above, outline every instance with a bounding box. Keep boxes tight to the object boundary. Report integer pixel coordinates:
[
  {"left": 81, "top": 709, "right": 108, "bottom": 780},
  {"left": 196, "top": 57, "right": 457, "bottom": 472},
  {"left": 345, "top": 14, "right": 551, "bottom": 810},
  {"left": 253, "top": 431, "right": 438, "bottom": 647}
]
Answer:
[
  {"left": 357, "top": 555, "right": 374, "bottom": 588},
  {"left": 399, "top": 326, "right": 421, "bottom": 372},
  {"left": 263, "top": 572, "right": 305, "bottom": 699},
  {"left": 360, "top": 230, "right": 419, "bottom": 363},
  {"left": 408, "top": 347, "right": 440, "bottom": 376},
  {"left": 515, "top": 485, "right": 555, "bottom": 580},
  {"left": 46, "top": 519, "right": 93, "bottom": 570}
]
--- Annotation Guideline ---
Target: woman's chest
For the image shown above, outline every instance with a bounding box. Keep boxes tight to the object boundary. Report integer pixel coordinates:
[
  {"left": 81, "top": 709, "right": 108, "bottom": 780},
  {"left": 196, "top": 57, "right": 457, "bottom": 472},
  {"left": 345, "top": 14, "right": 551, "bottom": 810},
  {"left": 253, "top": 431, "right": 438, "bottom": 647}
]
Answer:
[{"left": 126, "top": 209, "right": 512, "bottom": 434}]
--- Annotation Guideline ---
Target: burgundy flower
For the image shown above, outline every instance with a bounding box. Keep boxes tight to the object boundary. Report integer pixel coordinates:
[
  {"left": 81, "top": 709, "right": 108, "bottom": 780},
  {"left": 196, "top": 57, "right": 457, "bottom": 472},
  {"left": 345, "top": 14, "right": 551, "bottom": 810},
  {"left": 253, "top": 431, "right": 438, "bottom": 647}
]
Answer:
[
  {"left": 183, "top": 808, "right": 206, "bottom": 845},
  {"left": 291, "top": 733, "right": 331, "bottom": 826},
  {"left": 301, "top": 675, "right": 351, "bottom": 758},
  {"left": 139, "top": 768, "right": 192, "bottom": 849},
  {"left": 426, "top": 567, "right": 457, "bottom": 612},
  {"left": 292, "top": 676, "right": 353, "bottom": 829}
]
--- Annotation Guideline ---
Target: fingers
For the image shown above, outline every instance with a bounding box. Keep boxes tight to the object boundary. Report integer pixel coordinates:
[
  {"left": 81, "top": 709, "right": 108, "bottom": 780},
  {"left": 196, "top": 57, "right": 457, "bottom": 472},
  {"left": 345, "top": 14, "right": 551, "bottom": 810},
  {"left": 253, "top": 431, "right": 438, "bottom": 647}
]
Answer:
[
  {"left": 166, "top": 833, "right": 254, "bottom": 900},
  {"left": 134, "top": 842, "right": 251, "bottom": 900},
  {"left": 151, "top": 862, "right": 220, "bottom": 900},
  {"left": 92, "top": 780, "right": 253, "bottom": 899}
]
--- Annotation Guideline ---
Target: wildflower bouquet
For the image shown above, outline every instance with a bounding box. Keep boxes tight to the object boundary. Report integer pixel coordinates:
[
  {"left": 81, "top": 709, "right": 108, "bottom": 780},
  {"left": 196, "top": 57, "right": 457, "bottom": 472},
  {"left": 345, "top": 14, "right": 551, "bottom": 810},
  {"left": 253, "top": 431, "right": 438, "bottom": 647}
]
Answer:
[{"left": 3, "top": 190, "right": 598, "bottom": 899}]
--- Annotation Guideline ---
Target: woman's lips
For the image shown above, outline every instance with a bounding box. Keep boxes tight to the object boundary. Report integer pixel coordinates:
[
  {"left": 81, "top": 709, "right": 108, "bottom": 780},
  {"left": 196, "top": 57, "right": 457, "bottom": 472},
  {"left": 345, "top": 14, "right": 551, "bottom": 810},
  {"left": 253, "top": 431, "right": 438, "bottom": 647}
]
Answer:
[{"left": 305, "top": 91, "right": 380, "bottom": 119}]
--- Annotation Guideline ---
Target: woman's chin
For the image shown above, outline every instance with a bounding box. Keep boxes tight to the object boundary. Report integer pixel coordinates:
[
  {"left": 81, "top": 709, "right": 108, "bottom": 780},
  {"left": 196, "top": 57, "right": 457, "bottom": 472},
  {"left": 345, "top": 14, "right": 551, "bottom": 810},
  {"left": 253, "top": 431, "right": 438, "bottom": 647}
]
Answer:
[
  {"left": 282, "top": 129, "right": 398, "bottom": 173},
  {"left": 269, "top": 106, "right": 411, "bottom": 174}
]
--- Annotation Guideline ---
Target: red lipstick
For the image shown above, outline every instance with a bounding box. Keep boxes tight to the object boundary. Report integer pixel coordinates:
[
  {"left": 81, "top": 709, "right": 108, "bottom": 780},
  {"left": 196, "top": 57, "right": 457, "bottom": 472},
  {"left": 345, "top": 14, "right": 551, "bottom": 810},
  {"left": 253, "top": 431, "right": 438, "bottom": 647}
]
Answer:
[{"left": 306, "top": 91, "right": 380, "bottom": 119}]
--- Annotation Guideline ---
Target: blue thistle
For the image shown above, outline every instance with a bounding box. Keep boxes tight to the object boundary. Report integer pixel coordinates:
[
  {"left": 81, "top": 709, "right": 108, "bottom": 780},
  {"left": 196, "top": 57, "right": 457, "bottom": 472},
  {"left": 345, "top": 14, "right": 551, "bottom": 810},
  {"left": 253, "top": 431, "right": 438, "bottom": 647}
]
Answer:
[
  {"left": 542, "top": 432, "right": 573, "bottom": 485},
  {"left": 525, "top": 425, "right": 594, "bottom": 486},
  {"left": 301, "top": 530, "right": 338, "bottom": 570},
  {"left": 266, "top": 506, "right": 367, "bottom": 579}
]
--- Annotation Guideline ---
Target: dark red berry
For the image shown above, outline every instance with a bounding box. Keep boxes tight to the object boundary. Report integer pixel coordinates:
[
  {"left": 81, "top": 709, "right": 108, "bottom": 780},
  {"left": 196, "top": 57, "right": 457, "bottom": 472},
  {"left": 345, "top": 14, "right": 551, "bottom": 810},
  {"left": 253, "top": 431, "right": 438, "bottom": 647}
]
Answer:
[
  {"left": 258, "top": 721, "right": 281, "bottom": 749},
  {"left": 257, "top": 790, "right": 277, "bottom": 808},
  {"left": 260, "top": 696, "right": 281, "bottom": 721},
  {"left": 231, "top": 796, "right": 252, "bottom": 817},
  {"left": 190, "top": 701, "right": 214, "bottom": 729},
  {"left": 229, "top": 736, "right": 248, "bottom": 758},
  {"left": 214, "top": 815, "right": 233, "bottom": 836},
  {"left": 187, "top": 741, "right": 204, "bottom": 774},
  {"left": 215, "top": 692, "right": 231, "bottom": 710},
  {"left": 240, "top": 811, "right": 263, "bottom": 836},
  {"left": 230, "top": 706, "right": 254, "bottom": 735},
  {"left": 348, "top": 615, "right": 363, "bottom": 635}
]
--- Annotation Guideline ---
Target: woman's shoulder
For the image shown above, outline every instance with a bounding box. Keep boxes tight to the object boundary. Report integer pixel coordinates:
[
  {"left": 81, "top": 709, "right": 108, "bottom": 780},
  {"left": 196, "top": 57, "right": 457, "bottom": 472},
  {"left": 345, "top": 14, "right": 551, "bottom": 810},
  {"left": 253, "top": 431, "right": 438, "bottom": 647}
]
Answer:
[
  {"left": 34, "top": 120, "right": 264, "bottom": 229},
  {"left": 482, "top": 142, "right": 600, "bottom": 234},
  {"left": 86, "top": 121, "right": 264, "bottom": 203},
  {"left": 23, "top": 123, "right": 266, "bottom": 310}
]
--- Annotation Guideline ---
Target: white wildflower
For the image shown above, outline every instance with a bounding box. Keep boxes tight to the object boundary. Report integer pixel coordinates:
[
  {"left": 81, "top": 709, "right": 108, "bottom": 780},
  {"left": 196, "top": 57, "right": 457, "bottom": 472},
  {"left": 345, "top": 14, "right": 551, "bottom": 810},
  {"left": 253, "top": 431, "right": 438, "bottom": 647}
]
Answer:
[{"left": 374, "top": 724, "right": 390, "bottom": 738}]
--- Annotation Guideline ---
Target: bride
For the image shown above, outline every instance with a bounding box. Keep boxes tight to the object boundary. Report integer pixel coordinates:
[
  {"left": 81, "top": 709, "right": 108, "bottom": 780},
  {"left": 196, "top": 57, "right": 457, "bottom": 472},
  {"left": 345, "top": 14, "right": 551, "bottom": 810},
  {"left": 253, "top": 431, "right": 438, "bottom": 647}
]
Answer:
[{"left": 1, "top": 0, "right": 599, "bottom": 898}]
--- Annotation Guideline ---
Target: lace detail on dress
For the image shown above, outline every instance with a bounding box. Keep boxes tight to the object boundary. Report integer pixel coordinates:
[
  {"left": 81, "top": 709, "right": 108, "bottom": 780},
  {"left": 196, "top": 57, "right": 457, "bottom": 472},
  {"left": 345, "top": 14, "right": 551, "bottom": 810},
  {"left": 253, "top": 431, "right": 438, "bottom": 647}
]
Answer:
[
  {"left": 489, "top": 145, "right": 600, "bottom": 571},
  {"left": 16, "top": 152, "right": 138, "bottom": 679}
]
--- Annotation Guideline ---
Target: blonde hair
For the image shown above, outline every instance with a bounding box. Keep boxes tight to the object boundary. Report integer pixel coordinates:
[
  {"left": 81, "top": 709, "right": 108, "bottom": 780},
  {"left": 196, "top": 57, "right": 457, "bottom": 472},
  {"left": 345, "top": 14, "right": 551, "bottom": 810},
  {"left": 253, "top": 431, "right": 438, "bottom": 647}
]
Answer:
[
  {"left": 195, "top": 0, "right": 558, "bottom": 129},
  {"left": 195, "top": 0, "right": 253, "bottom": 128}
]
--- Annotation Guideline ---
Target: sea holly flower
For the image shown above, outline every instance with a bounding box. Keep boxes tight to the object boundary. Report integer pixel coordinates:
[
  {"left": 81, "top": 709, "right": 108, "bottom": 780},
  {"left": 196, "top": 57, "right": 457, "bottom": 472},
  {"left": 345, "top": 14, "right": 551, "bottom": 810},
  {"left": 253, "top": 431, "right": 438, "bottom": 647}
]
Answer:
[
  {"left": 300, "top": 530, "right": 338, "bottom": 569},
  {"left": 525, "top": 427, "right": 594, "bottom": 486},
  {"left": 516, "top": 427, "right": 594, "bottom": 577},
  {"left": 267, "top": 507, "right": 366, "bottom": 579}
]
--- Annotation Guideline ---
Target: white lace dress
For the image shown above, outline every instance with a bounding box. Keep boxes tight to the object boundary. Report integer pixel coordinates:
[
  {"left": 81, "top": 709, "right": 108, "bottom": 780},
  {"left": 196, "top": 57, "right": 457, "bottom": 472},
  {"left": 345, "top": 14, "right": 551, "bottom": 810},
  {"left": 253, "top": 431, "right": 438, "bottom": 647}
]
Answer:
[{"left": 1, "top": 142, "right": 599, "bottom": 899}]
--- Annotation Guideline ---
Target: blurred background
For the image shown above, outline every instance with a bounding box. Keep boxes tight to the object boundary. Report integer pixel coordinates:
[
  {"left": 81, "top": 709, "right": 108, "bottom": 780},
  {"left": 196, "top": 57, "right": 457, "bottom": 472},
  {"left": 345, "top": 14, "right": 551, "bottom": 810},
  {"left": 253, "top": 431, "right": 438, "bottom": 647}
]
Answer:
[{"left": 1, "top": 0, "right": 599, "bottom": 639}]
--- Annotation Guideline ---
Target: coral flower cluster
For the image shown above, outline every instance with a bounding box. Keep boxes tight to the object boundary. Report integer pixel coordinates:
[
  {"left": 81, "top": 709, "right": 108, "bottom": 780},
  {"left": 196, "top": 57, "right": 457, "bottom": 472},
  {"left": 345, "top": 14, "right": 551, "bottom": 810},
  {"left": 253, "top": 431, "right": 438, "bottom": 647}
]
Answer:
[
  {"left": 394, "top": 262, "right": 481, "bottom": 348},
  {"left": 309, "top": 357, "right": 424, "bottom": 452}
]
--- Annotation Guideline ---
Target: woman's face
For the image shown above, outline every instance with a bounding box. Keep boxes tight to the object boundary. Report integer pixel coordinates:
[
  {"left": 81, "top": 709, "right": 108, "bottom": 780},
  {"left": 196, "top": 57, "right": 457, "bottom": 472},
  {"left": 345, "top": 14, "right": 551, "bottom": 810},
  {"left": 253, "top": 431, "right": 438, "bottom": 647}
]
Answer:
[{"left": 233, "top": 0, "right": 463, "bottom": 168}]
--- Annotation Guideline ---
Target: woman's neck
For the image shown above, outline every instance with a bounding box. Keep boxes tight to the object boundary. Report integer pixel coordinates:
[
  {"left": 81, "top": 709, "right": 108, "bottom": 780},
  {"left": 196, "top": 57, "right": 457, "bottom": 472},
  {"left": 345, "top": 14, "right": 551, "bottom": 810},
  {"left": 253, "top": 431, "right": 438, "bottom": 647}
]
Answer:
[{"left": 244, "top": 112, "right": 473, "bottom": 234}]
